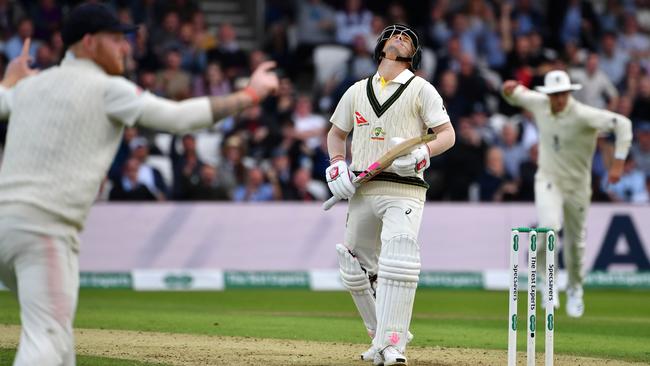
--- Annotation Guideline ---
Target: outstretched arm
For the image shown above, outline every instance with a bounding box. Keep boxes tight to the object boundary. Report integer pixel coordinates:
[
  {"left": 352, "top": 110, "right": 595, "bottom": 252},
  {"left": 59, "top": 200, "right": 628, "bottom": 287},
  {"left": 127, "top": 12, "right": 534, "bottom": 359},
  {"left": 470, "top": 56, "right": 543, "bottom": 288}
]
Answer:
[
  {"left": 108, "top": 62, "right": 279, "bottom": 133},
  {"left": 501, "top": 80, "right": 547, "bottom": 109}
]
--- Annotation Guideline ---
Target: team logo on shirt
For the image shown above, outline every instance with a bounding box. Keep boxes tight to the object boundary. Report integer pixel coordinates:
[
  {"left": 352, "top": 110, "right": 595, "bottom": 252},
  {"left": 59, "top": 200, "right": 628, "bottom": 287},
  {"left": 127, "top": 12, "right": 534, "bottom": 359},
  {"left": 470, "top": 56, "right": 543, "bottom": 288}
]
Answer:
[
  {"left": 371, "top": 127, "right": 386, "bottom": 141},
  {"left": 355, "top": 111, "right": 369, "bottom": 126}
]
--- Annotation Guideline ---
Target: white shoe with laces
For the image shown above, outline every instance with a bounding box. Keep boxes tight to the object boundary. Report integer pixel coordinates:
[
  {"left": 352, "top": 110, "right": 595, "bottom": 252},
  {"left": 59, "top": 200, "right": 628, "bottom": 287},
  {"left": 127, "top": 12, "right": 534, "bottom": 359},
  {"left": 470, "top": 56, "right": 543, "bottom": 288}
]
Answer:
[
  {"left": 373, "top": 345, "right": 407, "bottom": 366},
  {"left": 566, "top": 286, "right": 584, "bottom": 318},
  {"left": 361, "top": 331, "right": 413, "bottom": 362}
]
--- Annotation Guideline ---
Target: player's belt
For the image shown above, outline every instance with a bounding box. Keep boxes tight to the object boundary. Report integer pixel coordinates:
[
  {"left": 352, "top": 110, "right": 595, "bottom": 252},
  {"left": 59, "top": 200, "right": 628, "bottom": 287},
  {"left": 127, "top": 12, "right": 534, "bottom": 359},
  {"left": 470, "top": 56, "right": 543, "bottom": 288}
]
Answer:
[{"left": 352, "top": 171, "right": 429, "bottom": 189}]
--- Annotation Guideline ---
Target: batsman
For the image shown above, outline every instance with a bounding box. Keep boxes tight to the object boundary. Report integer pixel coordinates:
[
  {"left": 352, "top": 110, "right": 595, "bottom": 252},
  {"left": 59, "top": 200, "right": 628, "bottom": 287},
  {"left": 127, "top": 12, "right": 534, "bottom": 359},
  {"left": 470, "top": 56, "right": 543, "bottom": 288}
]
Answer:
[
  {"left": 502, "top": 70, "right": 633, "bottom": 317},
  {"left": 325, "top": 24, "right": 455, "bottom": 365}
]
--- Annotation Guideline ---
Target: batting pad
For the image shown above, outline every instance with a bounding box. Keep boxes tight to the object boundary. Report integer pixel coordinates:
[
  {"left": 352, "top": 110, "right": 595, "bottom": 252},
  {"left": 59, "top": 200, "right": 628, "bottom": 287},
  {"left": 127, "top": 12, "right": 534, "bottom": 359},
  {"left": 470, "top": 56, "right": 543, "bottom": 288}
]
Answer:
[
  {"left": 336, "top": 244, "right": 377, "bottom": 336},
  {"left": 373, "top": 235, "right": 420, "bottom": 351}
]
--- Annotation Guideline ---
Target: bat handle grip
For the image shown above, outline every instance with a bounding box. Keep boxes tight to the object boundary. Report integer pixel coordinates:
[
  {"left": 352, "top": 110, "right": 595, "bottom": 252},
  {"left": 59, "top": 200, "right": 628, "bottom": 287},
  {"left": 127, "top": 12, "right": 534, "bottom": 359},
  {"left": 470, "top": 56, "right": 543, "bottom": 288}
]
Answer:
[{"left": 322, "top": 196, "right": 341, "bottom": 211}]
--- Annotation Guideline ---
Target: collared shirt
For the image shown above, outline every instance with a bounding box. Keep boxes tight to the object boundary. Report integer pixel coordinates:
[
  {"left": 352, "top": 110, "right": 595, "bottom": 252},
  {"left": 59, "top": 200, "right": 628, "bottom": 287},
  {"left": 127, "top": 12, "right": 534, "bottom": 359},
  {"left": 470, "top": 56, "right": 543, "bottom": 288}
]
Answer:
[
  {"left": 0, "top": 52, "right": 212, "bottom": 232},
  {"left": 329, "top": 69, "right": 450, "bottom": 200},
  {"left": 503, "top": 86, "right": 632, "bottom": 186}
]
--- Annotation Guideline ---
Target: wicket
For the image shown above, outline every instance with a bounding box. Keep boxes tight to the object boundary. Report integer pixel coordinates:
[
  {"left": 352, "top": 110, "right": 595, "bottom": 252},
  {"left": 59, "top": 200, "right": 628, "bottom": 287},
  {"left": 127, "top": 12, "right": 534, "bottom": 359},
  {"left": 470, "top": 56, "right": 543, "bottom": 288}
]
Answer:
[{"left": 508, "top": 227, "right": 555, "bottom": 366}]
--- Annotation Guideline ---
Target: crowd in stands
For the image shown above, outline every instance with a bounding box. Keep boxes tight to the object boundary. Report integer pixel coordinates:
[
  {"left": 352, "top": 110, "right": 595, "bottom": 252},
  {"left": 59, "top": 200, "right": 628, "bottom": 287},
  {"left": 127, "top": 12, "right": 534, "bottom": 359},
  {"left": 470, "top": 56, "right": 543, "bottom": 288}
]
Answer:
[{"left": 0, "top": 0, "right": 649, "bottom": 204}]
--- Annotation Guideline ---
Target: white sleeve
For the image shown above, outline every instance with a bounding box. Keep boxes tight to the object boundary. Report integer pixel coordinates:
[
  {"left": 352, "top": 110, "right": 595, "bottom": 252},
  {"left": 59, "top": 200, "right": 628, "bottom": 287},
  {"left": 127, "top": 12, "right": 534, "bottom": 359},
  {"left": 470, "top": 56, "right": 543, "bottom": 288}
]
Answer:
[
  {"left": 583, "top": 106, "right": 633, "bottom": 160},
  {"left": 136, "top": 93, "right": 213, "bottom": 134},
  {"left": 502, "top": 85, "right": 547, "bottom": 109},
  {"left": 104, "top": 76, "right": 146, "bottom": 127},
  {"left": 330, "top": 86, "right": 354, "bottom": 132},
  {"left": 0, "top": 84, "right": 14, "bottom": 120},
  {"left": 105, "top": 76, "right": 213, "bottom": 133},
  {"left": 419, "top": 82, "right": 450, "bottom": 128}
]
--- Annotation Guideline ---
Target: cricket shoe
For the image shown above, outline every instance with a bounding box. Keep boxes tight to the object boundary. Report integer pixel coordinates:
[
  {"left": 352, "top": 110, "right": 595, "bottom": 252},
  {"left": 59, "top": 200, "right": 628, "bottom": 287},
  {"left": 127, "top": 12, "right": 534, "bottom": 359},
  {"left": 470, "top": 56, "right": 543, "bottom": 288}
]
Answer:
[
  {"left": 373, "top": 345, "right": 407, "bottom": 366},
  {"left": 566, "top": 285, "right": 584, "bottom": 318},
  {"left": 361, "top": 331, "right": 413, "bottom": 362}
]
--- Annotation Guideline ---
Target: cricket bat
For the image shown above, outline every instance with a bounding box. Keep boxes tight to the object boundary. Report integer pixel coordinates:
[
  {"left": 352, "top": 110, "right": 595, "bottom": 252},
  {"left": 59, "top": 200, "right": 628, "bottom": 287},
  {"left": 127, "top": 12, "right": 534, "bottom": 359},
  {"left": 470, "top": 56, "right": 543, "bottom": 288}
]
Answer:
[{"left": 322, "top": 133, "right": 437, "bottom": 211}]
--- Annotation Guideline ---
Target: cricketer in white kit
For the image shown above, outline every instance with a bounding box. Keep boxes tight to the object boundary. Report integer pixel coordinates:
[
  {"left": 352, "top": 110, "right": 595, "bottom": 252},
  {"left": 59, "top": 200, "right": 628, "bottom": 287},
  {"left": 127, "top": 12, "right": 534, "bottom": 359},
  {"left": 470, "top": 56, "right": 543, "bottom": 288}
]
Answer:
[
  {"left": 0, "top": 3, "right": 278, "bottom": 365},
  {"left": 502, "top": 70, "right": 632, "bottom": 317},
  {"left": 326, "top": 24, "right": 455, "bottom": 365}
]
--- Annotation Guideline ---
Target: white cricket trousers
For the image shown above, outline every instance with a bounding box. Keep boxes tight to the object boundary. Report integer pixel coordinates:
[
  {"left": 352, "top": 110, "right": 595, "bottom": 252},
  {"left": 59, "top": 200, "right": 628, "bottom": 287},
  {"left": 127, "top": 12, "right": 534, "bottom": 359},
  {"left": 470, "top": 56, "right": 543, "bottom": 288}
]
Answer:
[
  {"left": 535, "top": 174, "right": 590, "bottom": 289},
  {"left": 0, "top": 211, "right": 79, "bottom": 366},
  {"left": 344, "top": 194, "right": 425, "bottom": 275}
]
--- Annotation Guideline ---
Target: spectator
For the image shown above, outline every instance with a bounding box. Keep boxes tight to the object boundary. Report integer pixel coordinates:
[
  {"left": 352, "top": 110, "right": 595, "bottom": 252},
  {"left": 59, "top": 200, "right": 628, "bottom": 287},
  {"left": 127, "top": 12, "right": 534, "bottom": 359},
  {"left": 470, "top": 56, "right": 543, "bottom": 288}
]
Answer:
[
  {"left": 270, "top": 148, "right": 293, "bottom": 199},
  {"left": 559, "top": 0, "right": 599, "bottom": 50},
  {"left": 444, "top": 118, "right": 487, "bottom": 200},
  {"left": 4, "top": 18, "right": 40, "bottom": 60},
  {"left": 602, "top": 155, "right": 649, "bottom": 203},
  {"left": 498, "top": 122, "right": 528, "bottom": 179},
  {"left": 191, "top": 11, "right": 216, "bottom": 52},
  {"left": 619, "top": 13, "right": 650, "bottom": 61},
  {"left": 0, "top": 0, "right": 22, "bottom": 39},
  {"left": 292, "top": 95, "right": 327, "bottom": 151},
  {"left": 478, "top": 146, "right": 518, "bottom": 201},
  {"left": 285, "top": 167, "right": 318, "bottom": 201},
  {"left": 365, "top": 14, "right": 386, "bottom": 52},
  {"left": 571, "top": 53, "right": 619, "bottom": 109},
  {"left": 108, "top": 126, "right": 139, "bottom": 184},
  {"left": 170, "top": 134, "right": 203, "bottom": 199},
  {"left": 631, "top": 76, "right": 650, "bottom": 123},
  {"left": 295, "top": 0, "right": 336, "bottom": 60},
  {"left": 518, "top": 143, "right": 538, "bottom": 201},
  {"left": 598, "top": 32, "right": 629, "bottom": 86},
  {"left": 193, "top": 62, "right": 231, "bottom": 97},
  {"left": 129, "top": 137, "right": 168, "bottom": 201},
  {"left": 334, "top": 0, "right": 372, "bottom": 46},
  {"left": 109, "top": 158, "right": 159, "bottom": 201},
  {"left": 177, "top": 21, "right": 207, "bottom": 73},
  {"left": 631, "top": 122, "right": 650, "bottom": 177},
  {"left": 30, "top": 0, "right": 61, "bottom": 41},
  {"left": 510, "top": 0, "right": 544, "bottom": 35},
  {"left": 425, "top": 0, "right": 451, "bottom": 51},
  {"left": 184, "top": 164, "right": 229, "bottom": 200},
  {"left": 457, "top": 53, "right": 489, "bottom": 113},
  {"left": 438, "top": 70, "right": 470, "bottom": 122},
  {"left": 208, "top": 23, "right": 248, "bottom": 80},
  {"left": 156, "top": 48, "right": 191, "bottom": 100},
  {"left": 218, "top": 135, "right": 248, "bottom": 193},
  {"left": 386, "top": 2, "right": 408, "bottom": 25},
  {"left": 49, "top": 30, "right": 64, "bottom": 62},
  {"left": 233, "top": 166, "right": 279, "bottom": 202},
  {"left": 33, "top": 43, "right": 56, "bottom": 69},
  {"left": 151, "top": 11, "right": 181, "bottom": 57}
]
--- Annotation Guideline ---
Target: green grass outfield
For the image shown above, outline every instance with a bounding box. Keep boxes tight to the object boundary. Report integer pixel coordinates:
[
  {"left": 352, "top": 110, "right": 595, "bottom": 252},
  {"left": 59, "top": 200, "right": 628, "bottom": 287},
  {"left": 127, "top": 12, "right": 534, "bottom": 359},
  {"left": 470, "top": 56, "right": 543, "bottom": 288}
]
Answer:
[{"left": 1, "top": 289, "right": 649, "bottom": 365}]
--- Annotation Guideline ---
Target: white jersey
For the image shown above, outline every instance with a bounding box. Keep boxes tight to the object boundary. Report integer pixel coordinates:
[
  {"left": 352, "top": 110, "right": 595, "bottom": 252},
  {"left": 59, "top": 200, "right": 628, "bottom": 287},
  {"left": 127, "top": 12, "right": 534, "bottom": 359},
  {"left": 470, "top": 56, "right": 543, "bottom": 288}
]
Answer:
[
  {"left": 503, "top": 86, "right": 632, "bottom": 186},
  {"left": 330, "top": 69, "right": 449, "bottom": 199},
  {"left": 0, "top": 53, "right": 213, "bottom": 230}
]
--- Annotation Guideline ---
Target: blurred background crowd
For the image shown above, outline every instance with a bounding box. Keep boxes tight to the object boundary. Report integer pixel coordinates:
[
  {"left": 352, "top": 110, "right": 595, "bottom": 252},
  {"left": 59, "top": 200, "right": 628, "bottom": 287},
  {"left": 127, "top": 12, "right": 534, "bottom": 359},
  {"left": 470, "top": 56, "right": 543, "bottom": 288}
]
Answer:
[{"left": 0, "top": 0, "right": 648, "bottom": 204}]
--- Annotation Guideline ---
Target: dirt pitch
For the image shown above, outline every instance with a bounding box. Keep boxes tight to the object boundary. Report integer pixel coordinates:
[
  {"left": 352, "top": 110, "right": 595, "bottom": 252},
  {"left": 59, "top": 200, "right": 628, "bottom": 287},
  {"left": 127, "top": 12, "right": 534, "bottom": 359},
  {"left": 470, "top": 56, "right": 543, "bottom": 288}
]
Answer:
[{"left": 0, "top": 324, "right": 645, "bottom": 366}]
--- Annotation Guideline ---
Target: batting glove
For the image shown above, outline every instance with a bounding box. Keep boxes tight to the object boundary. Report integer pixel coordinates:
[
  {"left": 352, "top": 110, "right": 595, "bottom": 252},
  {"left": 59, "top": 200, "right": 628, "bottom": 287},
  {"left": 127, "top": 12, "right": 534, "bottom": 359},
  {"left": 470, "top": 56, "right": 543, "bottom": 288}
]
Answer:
[
  {"left": 391, "top": 144, "right": 430, "bottom": 177},
  {"left": 326, "top": 160, "right": 356, "bottom": 200}
]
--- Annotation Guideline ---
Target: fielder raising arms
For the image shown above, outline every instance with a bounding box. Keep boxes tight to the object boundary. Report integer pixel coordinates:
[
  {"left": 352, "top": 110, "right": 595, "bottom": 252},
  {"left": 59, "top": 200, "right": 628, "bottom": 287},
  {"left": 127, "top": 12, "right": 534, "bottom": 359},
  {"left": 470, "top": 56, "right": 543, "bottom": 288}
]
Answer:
[
  {"left": 502, "top": 70, "right": 632, "bottom": 317},
  {"left": 0, "top": 4, "right": 277, "bottom": 365},
  {"left": 326, "top": 24, "right": 455, "bottom": 365}
]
